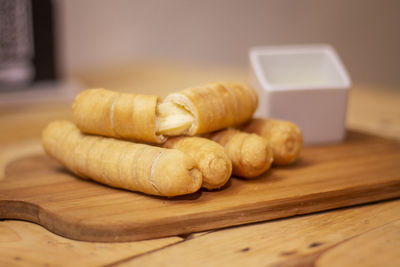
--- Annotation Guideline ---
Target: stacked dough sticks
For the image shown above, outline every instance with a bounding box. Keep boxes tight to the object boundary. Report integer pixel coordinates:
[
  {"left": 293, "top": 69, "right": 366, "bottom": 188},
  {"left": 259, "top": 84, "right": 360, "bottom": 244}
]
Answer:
[{"left": 42, "top": 82, "right": 302, "bottom": 197}]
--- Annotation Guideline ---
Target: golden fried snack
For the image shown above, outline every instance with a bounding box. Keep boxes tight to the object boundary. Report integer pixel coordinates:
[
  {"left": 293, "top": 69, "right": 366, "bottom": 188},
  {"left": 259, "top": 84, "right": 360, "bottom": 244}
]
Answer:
[
  {"left": 157, "top": 82, "right": 258, "bottom": 136},
  {"left": 241, "top": 118, "right": 303, "bottom": 165},
  {"left": 42, "top": 120, "right": 202, "bottom": 197},
  {"left": 72, "top": 82, "right": 257, "bottom": 143},
  {"left": 72, "top": 89, "right": 166, "bottom": 144},
  {"left": 210, "top": 128, "right": 273, "bottom": 178},
  {"left": 163, "top": 137, "right": 232, "bottom": 189}
]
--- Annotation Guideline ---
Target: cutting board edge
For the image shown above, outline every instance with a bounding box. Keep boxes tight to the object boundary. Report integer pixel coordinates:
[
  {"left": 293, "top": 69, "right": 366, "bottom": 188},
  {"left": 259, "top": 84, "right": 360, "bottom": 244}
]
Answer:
[{"left": 1, "top": 180, "right": 399, "bottom": 242}]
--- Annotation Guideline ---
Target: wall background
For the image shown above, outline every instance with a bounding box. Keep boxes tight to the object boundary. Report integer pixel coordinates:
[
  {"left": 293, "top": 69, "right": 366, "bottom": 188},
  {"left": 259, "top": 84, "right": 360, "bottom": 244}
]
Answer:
[{"left": 57, "top": 0, "right": 400, "bottom": 88}]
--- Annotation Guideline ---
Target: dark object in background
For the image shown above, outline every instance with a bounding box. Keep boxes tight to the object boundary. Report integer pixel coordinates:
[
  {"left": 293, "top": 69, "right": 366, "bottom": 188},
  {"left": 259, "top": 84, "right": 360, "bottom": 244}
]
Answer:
[
  {"left": 0, "top": 0, "right": 57, "bottom": 91},
  {"left": 31, "top": 0, "right": 57, "bottom": 82}
]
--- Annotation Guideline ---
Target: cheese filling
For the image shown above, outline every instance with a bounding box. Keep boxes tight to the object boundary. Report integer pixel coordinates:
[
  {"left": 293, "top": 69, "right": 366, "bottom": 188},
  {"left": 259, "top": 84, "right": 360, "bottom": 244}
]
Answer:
[{"left": 156, "top": 101, "right": 194, "bottom": 136}]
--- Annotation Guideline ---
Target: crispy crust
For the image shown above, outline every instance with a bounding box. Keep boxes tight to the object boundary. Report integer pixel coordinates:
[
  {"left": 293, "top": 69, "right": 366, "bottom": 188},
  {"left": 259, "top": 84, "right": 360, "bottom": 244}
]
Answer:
[
  {"left": 72, "top": 89, "right": 166, "bottom": 144},
  {"left": 163, "top": 136, "right": 232, "bottom": 189},
  {"left": 72, "top": 83, "right": 258, "bottom": 143},
  {"left": 42, "top": 120, "right": 202, "bottom": 197},
  {"left": 241, "top": 118, "right": 303, "bottom": 165},
  {"left": 211, "top": 128, "right": 273, "bottom": 178},
  {"left": 164, "top": 82, "right": 258, "bottom": 135}
]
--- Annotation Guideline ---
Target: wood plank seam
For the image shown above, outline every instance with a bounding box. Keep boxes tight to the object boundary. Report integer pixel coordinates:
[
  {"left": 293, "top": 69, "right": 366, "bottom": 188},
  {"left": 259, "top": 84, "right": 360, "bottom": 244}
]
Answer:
[
  {"left": 103, "top": 238, "right": 188, "bottom": 267},
  {"left": 103, "top": 231, "right": 213, "bottom": 267}
]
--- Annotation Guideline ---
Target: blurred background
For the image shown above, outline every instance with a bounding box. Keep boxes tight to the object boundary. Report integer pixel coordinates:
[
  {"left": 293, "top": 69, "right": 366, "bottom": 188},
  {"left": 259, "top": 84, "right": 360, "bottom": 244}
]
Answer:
[
  {"left": 1, "top": 0, "right": 399, "bottom": 91},
  {"left": 59, "top": 0, "right": 400, "bottom": 88}
]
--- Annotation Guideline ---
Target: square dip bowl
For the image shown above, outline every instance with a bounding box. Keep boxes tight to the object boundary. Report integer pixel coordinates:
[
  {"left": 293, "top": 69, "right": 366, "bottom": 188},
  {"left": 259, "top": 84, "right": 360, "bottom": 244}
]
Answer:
[{"left": 249, "top": 45, "right": 351, "bottom": 144}]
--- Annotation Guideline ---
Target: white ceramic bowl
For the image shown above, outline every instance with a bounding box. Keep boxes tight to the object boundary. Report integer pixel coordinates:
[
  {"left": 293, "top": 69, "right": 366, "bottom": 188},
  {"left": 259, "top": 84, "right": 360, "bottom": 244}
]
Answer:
[{"left": 249, "top": 45, "right": 351, "bottom": 144}]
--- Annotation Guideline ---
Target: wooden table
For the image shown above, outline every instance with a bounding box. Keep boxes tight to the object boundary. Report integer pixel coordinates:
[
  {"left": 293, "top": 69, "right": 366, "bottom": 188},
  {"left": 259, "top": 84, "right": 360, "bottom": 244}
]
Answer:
[{"left": 1, "top": 64, "right": 399, "bottom": 266}]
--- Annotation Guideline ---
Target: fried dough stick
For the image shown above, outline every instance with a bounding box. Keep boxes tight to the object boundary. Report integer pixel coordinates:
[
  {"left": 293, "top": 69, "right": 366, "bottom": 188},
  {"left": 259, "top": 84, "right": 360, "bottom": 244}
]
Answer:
[
  {"left": 72, "top": 89, "right": 166, "bottom": 144},
  {"left": 242, "top": 118, "right": 303, "bottom": 165},
  {"left": 72, "top": 82, "right": 258, "bottom": 143},
  {"left": 209, "top": 128, "right": 273, "bottom": 178},
  {"left": 158, "top": 82, "right": 258, "bottom": 136},
  {"left": 42, "top": 121, "right": 202, "bottom": 197},
  {"left": 163, "top": 137, "right": 232, "bottom": 189}
]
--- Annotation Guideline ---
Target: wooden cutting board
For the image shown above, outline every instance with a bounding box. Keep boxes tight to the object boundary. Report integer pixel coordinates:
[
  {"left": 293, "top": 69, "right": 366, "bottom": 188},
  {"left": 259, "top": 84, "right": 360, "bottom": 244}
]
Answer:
[{"left": 1, "top": 131, "right": 400, "bottom": 242}]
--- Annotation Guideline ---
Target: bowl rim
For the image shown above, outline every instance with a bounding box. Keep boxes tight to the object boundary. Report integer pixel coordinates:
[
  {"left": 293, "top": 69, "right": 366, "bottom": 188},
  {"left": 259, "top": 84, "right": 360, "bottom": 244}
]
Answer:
[{"left": 249, "top": 44, "right": 352, "bottom": 92}]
